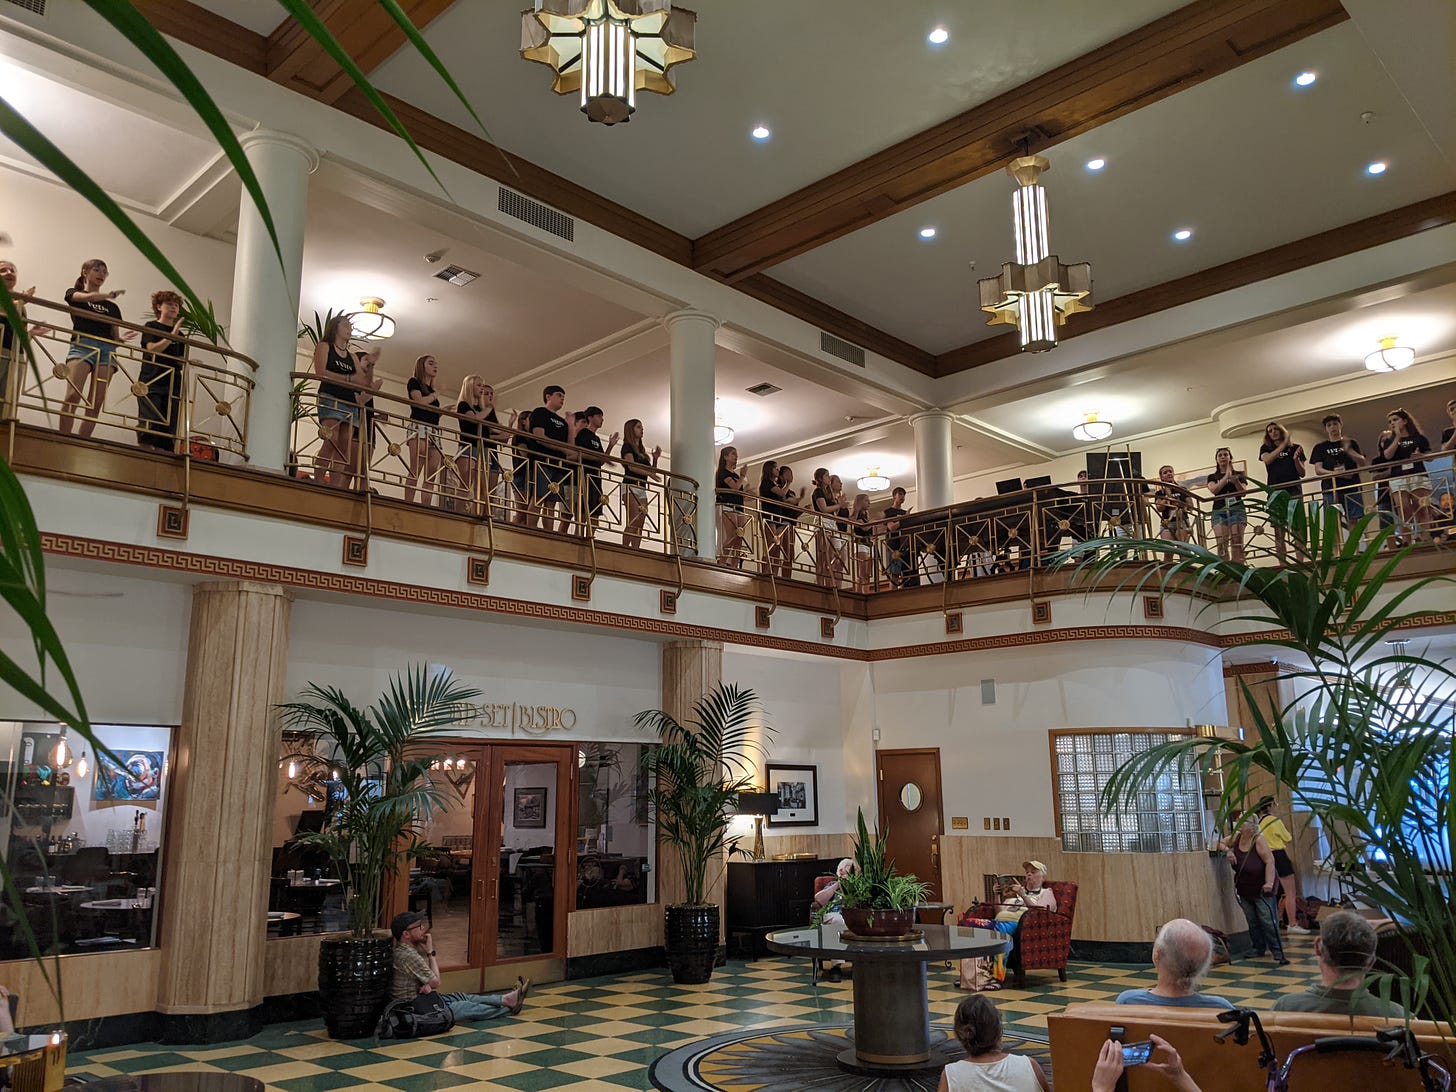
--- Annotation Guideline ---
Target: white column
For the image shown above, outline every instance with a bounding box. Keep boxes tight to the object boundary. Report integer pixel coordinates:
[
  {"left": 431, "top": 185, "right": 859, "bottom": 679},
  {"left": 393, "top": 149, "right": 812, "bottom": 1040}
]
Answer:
[
  {"left": 229, "top": 130, "right": 318, "bottom": 472},
  {"left": 910, "top": 410, "right": 955, "bottom": 510},
  {"left": 666, "top": 309, "right": 720, "bottom": 559}
]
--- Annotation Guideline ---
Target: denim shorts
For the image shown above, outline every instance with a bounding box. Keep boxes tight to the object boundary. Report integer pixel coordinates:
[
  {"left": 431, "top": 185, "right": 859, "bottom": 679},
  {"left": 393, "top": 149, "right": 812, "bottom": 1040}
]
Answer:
[
  {"left": 1211, "top": 503, "right": 1246, "bottom": 528},
  {"left": 318, "top": 395, "right": 361, "bottom": 426},
  {"left": 67, "top": 334, "right": 116, "bottom": 371}
]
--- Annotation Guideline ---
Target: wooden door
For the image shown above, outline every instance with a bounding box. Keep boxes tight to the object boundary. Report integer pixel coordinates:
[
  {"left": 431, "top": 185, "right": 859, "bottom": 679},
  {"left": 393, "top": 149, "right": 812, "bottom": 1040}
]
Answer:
[{"left": 875, "top": 748, "right": 944, "bottom": 900}]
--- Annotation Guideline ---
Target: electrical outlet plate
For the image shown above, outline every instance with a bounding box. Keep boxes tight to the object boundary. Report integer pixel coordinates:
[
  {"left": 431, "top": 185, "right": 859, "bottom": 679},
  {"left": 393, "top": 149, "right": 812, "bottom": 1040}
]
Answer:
[
  {"left": 983, "top": 817, "right": 992, "bottom": 830},
  {"left": 952, "top": 816, "right": 968, "bottom": 829}
]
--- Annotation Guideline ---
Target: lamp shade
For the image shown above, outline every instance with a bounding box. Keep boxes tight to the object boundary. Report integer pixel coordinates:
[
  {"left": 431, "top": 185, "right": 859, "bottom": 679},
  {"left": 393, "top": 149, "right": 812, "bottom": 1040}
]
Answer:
[
  {"left": 1071, "top": 414, "right": 1113, "bottom": 442},
  {"left": 1364, "top": 336, "right": 1414, "bottom": 372},
  {"left": 736, "top": 791, "right": 780, "bottom": 816},
  {"left": 350, "top": 297, "right": 395, "bottom": 340},
  {"left": 856, "top": 467, "right": 891, "bottom": 492}
]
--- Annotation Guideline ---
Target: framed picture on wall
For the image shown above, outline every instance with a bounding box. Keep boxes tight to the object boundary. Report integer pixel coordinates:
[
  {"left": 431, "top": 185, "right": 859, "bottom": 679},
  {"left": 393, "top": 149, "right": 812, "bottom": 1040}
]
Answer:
[
  {"left": 514, "top": 787, "right": 548, "bottom": 829},
  {"left": 765, "top": 763, "right": 818, "bottom": 826}
]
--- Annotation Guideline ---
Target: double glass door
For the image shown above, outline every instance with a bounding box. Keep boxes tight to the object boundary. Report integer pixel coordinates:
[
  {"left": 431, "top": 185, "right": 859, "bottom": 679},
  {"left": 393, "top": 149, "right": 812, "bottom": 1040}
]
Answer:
[{"left": 410, "top": 742, "right": 573, "bottom": 991}]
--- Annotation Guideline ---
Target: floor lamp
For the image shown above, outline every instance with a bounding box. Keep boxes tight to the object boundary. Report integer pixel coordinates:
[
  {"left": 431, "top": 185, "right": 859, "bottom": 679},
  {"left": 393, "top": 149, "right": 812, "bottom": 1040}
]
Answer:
[{"left": 736, "top": 792, "right": 780, "bottom": 861}]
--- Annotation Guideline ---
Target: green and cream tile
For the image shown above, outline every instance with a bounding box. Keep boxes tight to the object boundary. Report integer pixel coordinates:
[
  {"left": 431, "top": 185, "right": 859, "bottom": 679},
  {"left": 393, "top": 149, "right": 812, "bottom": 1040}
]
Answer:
[{"left": 65, "top": 935, "right": 1317, "bottom": 1091}]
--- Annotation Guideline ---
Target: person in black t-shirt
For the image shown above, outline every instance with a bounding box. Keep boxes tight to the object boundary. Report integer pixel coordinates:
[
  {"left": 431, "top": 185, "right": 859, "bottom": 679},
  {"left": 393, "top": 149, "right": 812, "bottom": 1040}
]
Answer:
[
  {"left": 1207, "top": 447, "right": 1249, "bottom": 563},
  {"left": 1308, "top": 414, "right": 1367, "bottom": 529},
  {"left": 0, "top": 259, "right": 40, "bottom": 408},
  {"left": 1380, "top": 407, "right": 1434, "bottom": 541},
  {"left": 573, "top": 405, "right": 617, "bottom": 530},
  {"left": 404, "top": 354, "right": 444, "bottom": 506},
  {"left": 1433, "top": 398, "right": 1456, "bottom": 540},
  {"left": 1258, "top": 421, "right": 1307, "bottom": 563},
  {"left": 451, "top": 375, "right": 496, "bottom": 516},
  {"left": 310, "top": 312, "right": 359, "bottom": 487},
  {"left": 715, "top": 445, "right": 750, "bottom": 566},
  {"left": 136, "top": 290, "right": 187, "bottom": 453},
  {"left": 618, "top": 418, "right": 661, "bottom": 549},
  {"left": 882, "top": 486, "right": 914, "bottom": 588},
  {"left": 528, "top": 384, "right": 571, "bottom": 531},
  {"left": 60, "top": 258, "right": 137, "bottom": 439}
]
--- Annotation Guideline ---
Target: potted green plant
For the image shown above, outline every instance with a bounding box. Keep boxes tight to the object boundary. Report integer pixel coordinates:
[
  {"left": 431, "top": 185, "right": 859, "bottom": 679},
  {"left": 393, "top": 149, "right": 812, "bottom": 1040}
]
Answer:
[
  {"left": 637, "top": 683, "right": 772, "bottom": 983},
  {"left": 278, "top": 666, "right": 480, "bottom": 1039},
  {"left": 834, "top": 807, "right": 930, "bottom": 936},
  {"left": 1067, "top": 493, "right": 1456, "bottom": 1031}
]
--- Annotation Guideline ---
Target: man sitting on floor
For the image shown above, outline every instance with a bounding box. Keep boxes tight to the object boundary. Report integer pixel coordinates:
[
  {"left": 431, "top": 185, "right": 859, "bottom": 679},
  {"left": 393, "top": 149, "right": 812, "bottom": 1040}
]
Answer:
[
  {"left": 391, "top": 911, "right": 529, "bottom": 1022},
  {"left": 1116, "top": 918, "right": 1233, "bottom": 1008},
  {"left": 1273, "top": 910, "right": 1405, "bottom": 1017}
]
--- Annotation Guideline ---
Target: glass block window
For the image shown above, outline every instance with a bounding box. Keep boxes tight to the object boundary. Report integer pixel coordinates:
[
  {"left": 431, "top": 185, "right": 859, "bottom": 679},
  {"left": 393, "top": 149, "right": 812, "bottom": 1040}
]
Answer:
[{"left": 1049, "top": 730, "right": 1202, "bottom": 853}]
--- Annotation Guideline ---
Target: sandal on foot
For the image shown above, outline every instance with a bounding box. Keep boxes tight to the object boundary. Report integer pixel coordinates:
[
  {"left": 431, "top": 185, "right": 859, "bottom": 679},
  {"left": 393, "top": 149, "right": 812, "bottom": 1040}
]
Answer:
[{"left": 509, "top": 976, "right": 531, "bottom": 1015}]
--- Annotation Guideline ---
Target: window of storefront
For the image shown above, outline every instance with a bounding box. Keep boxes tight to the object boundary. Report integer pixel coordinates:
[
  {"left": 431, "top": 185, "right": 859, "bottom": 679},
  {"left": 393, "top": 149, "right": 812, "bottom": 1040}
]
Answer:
[
  {"left": 0, "top": 721, "right": 171, "bottom": 957},
  {"left": 575, "top": 742, "right": 653, "bottom": 909},
  {"left": 268, "top": 731, "right": 348, "bottom": 937}
]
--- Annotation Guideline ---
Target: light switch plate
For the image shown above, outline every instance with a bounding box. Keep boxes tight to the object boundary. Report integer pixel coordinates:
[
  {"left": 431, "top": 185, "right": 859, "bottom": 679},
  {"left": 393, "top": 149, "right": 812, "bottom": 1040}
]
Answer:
[{"left": 952, "top": 817, "right": 969, "bottom": 830}]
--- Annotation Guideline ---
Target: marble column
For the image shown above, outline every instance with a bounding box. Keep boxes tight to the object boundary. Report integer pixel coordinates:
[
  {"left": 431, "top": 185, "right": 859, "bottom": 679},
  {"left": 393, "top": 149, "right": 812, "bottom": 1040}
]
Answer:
[
  {"left": 665, "top": 309, "right": 720, "bottom": 559},
  {"left": 910, "top": 409, "right": 955, "bottom": 510},
  {"left": 658, "top": 640, "right": 724, "bottom": 916},
  {"left": 156, "top": 581, "right": 292, "bottom": 1038},
  {"left": 230, "top": 130, "right": 318, "bottom": 473}
]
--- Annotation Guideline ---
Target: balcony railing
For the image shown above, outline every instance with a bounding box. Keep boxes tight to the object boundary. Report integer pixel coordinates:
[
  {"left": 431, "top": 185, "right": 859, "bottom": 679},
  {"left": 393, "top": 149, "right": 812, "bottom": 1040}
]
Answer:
[{"left": 1, "top": 295, "right": 255, "bottom": 462}]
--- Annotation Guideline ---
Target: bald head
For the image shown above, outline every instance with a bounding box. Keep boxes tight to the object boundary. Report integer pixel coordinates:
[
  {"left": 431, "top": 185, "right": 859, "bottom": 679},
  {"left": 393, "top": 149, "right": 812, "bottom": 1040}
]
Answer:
[{"left": 1153, "top": 919, "right": 1214, "bottom": 993}]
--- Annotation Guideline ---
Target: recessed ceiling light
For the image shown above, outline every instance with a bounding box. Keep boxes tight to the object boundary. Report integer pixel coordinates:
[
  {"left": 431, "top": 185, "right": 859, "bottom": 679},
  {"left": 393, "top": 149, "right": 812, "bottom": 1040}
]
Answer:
[
  {"left": 919, "top": 226, "right": 937, "bottom": 240},
  {"left": 1294, "top": 71, "right": 1317, "bottom": 87},
  {"left": 1367, "top": 160, "right": 1387, "bottom": 175},
  {"left": 1172, "top": 228, "right": 1193, "bottom": 242},
  {"left": 927, "top": 26, "right": 949, "bottom": 45},
  {"left": 750, "top": 124, "right": 771, "bottom": 141},
  {"left": 1085, "top": 157, "right": 1106, "bottom": 171}
]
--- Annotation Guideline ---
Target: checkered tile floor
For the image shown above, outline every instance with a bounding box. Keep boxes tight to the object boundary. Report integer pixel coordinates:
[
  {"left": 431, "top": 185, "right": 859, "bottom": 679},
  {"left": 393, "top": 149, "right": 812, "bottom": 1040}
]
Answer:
[{"left": 68, "top": 935, "right": 1317, "bottom": 1091}]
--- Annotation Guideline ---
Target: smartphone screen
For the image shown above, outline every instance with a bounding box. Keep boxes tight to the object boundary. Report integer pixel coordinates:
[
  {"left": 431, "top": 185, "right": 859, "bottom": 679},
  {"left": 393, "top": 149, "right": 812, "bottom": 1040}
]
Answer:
[{"left": 1122, "top": 1040, "right": 1153, "bottom": 1066}]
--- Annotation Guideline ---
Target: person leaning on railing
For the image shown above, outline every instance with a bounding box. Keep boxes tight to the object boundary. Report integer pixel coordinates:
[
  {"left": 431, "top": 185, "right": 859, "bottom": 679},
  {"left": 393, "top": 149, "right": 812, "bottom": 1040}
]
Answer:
[
  {"left": 452, "top": 375, "right": 497, "bottom": 517},
  {"left": 311, "top": 312, "right": 360, "bottom": 487},
  {"left": 573, "top": 406, "right": 617, "bottom": 531},
  {"left": 136, "top": 290, "right": 187, "bottom": 453},
  {"left": 59, "top": 257, "right": 137, "bottom": 440},
  {"left": 526, "top": 385, "right": 571, "bottom": 532},
  {"left": 1308, "top": 413, "right": 1367, "bottom": 530}
]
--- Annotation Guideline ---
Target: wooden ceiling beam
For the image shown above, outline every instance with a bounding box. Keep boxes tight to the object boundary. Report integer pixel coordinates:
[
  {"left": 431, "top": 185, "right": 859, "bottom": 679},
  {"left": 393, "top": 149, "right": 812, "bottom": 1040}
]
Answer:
[
  {"left": 690, "top": 0, "right": 1349, "bottom": 284},
  {"left": 132, "top": 0, "right": 268, "bottom": 75},
  {"left": 264, "top": 0, "right": 458, "bottom": 105},
  {"left": 933, "top": 191, "right": 1456, "bottom": 376}
]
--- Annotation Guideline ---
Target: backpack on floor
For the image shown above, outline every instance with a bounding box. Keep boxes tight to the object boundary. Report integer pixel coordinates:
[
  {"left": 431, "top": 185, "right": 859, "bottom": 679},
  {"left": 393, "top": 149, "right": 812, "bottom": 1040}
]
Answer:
[
  {"left": 377, "top": 991, "right": 455, "bottom": 1039},
  {"left": 1295, "top": 896, "right": 1325, "bottom": 931}
]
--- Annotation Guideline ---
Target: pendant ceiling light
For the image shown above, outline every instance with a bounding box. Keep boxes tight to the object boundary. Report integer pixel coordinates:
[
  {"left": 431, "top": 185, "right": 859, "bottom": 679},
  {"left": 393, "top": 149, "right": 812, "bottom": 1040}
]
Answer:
[
  {"left": 1364, "top": 335, "right": 1414, "bottom": 372},
  {"left": 350, "top": 297, "right": 396, "bottom": 340},
  {"left": 856, "top": 467, "right": 891, "bottom": 492},
  {"left": 978, "top": 154, "right": 1092, "bottom": 352},
  {"left": 713, "top": 417, "right": 734, "bottom": 446},
  {"left": 50, "top": 728, "right": 72, "bottom": 768},
  {"left": 1071, "top": 412, "right": 1113, "bottom": 442},
  {"left": 521, "top": 0, "right": 698, "bottom": 125}
]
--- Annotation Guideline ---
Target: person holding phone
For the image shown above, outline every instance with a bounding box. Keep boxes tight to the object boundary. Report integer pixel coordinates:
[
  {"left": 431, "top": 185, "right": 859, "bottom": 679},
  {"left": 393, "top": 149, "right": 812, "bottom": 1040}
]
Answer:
[{"left": 1093, "top": 1035, "right": 1203, "bottom": 1092}]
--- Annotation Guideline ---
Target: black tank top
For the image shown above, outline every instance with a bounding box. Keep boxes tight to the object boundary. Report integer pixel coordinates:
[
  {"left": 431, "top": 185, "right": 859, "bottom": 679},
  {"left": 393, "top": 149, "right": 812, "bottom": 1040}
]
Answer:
[{"left": 318, "top": 343, "right": 356, "bottom": 401}]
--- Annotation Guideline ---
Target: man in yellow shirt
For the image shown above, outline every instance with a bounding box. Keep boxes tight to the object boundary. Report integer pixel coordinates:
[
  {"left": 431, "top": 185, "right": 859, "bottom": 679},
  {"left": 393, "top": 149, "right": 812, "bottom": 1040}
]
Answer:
[{"left": 1255, "top": 797, "right": 1304, "bottom": 933}]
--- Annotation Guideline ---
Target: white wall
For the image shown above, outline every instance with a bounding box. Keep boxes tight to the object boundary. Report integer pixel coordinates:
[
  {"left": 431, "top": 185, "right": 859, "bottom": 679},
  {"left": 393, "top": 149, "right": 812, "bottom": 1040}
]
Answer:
[{"left": 870, "top": 640, "right": 1227, "bottom": 840}]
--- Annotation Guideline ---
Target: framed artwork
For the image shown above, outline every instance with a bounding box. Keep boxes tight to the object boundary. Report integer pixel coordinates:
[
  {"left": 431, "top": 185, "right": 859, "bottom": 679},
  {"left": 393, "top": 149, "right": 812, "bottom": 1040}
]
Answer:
[
  {"left": 514, "top": 787, "right": 548, "bottom": 829},
  {"left": 765, "top": 763, "right": 818, "bottom": 827},
  {"left": 94, "top": 750, "right": 164, "bottom": 801}
]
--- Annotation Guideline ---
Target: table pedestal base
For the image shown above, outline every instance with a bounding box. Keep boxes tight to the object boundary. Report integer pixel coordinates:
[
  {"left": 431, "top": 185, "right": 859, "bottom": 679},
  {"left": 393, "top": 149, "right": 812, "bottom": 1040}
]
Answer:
[{"left": 845, "top": 959, "right": 940, "bottom": 1071}]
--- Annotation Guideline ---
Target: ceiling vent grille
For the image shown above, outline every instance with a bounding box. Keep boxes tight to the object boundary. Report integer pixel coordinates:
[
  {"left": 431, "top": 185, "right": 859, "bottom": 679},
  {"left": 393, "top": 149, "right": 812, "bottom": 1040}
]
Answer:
[
  {"left": 745, "top": 382, "right": 781, "bottom": 397},
  {"left": 820, "top": 331, "right": 866, "bottom": 368},
  {"left": 498, "top": 187, "right": 574, "bottom": 242},
  {"left": 2, "top": 0, "right": 46, "bottom": 13},
  {"left": 432, "top": 264, "right": 479, "bottom": 286}
]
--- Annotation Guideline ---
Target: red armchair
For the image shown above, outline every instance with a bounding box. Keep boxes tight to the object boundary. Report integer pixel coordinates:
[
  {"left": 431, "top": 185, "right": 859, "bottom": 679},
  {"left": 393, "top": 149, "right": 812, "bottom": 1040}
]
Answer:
[{"left": 960, "top": 879, "right": 1078, "bottom": 987}]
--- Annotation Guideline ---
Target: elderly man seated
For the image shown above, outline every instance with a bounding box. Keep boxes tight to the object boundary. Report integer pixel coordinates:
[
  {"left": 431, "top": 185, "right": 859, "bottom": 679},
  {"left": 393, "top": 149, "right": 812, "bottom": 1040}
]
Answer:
[
  {"left": 1273, "top": 910, "right": 1405, "bottom": 1016},
  {"left": 957, "top": 860, "right": 1058, "bottom": 991},
  {"left": 813, "top": 857, "right": 855, "bottom": 982},
  {"left": 1116, "top": 919, "right": 1233, "bottom": 1008}
]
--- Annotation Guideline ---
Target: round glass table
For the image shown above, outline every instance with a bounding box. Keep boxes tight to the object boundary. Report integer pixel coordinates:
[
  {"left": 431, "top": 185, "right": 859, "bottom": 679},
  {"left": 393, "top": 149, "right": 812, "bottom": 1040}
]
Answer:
[{"left": 765, "top": 922, "right": 1009, "bottom": 1073}]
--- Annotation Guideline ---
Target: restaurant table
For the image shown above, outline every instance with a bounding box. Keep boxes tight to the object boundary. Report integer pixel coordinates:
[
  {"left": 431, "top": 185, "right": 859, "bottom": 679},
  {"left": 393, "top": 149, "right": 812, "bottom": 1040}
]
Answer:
[{"left": 765, "top": 923, "right": 1009, "bottom": 1073}]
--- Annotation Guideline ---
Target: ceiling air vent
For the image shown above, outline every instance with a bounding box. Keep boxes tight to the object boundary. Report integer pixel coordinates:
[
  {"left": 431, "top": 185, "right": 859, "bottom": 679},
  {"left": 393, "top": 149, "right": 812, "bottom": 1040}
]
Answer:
[
  {"left": 820, "top": 331, "right": 866, "bottom": 368},
  {"left": 2, "top": 0, "right": 46, "bottom": 13},
  {"left": 432, "top": 264, "right": 479, "bottom": 286},
  {"left": 498, "top": 187, "right": 575, "bottom": 243},
  {"left": 745, "top": 382, "right": 781, "bottom": 397}
]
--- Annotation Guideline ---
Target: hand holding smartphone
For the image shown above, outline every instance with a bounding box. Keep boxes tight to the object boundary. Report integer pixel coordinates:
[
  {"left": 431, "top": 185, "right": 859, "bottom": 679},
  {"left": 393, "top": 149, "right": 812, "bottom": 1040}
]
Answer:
[{"left": 1121, "top": 1040, "right": 1153, "bottom": 1066}]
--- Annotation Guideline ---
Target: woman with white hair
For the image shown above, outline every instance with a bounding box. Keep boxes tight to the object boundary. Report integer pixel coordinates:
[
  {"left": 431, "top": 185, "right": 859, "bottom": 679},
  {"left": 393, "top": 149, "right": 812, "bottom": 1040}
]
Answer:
[{"left": 812, "top": 857, "right": 856, "bottom": 982}]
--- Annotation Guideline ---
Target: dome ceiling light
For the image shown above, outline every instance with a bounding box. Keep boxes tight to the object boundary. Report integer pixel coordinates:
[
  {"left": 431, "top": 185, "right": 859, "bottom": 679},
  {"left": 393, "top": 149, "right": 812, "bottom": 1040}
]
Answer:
[
  {"left": 1364, "top": 335, "right": 1414, "bottom": 372},
  {"left": 1071, "top": 412, "right": 1113, "bottom": 442},
  {"left": 349, "top": 297, "right": 396, "bottom": 340},
  {"left": 521, "top": 0, "right": 698, "bottom": 126},
  {"left": 856, "top": 467, "right": 891, "bottom": 492},
  {"left": 978, "top": 153, "right": 1093, "bottom": 353}
]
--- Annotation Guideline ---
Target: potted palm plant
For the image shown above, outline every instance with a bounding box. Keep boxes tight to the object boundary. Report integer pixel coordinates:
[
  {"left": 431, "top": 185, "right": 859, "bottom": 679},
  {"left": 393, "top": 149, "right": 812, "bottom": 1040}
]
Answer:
[
  {"left": 1066, "top": 493, "right": 1456, "bottom": 1031},
  {"left": 278, "top": 666, "right": 480, "bottom": 1039},
  {"left": 834, "top": 807, "right": 930, "bottom": 936},
  {"left": 637, "top": 683, "right": 772, "bottom": 983}
]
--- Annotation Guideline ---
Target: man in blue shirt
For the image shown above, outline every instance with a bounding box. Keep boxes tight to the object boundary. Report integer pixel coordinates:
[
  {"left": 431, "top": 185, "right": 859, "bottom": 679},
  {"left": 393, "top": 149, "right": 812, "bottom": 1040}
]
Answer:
[{"left": 1116, "top": 918, "right": 1233, "bottom": 1009}]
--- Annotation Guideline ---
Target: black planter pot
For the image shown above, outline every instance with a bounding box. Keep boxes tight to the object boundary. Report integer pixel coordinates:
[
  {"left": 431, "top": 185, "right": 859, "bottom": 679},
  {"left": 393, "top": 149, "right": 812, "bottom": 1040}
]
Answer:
[
  {"left": 664, "top": 903, "right": 719, "bottom": 984},
  {"left": 318, "top": 933, "right": 393, "bottom": 1039}
]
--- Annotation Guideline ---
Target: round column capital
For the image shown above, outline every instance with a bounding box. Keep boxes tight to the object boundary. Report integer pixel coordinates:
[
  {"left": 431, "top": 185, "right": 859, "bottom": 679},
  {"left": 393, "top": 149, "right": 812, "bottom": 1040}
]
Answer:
[
  {"left": 238, "top": 128, "right": 320, "bottom": 173},
  {"left": 663, "top": 308, "right": 721, "bottom": 332},
  {"left": 908, "top": 409, "right": 955, "bottom": 428}
]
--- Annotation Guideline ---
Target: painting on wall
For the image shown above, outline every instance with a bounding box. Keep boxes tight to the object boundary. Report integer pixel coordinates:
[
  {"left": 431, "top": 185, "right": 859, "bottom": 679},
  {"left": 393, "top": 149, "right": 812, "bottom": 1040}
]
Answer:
[
  {"left": 514, "top": 787, "right": 548, "bottom": 829},
  {"left": 765, "top": 763, "right": 818, "bottom": 827},
  {"left": 94, "top": 750, "right": 164, "bottom": 801}
]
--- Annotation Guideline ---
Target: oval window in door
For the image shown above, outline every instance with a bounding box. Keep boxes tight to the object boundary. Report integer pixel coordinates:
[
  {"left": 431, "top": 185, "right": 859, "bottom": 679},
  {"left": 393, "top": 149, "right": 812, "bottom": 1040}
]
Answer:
[{"left": 900, "top": 782, "right": 923, "bottom": 812}]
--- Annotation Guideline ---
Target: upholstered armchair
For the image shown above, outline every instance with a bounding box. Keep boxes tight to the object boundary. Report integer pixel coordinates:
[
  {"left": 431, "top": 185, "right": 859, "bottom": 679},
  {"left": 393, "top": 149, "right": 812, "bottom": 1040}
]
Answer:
[{"left": 960, "top": 879, "right": 1078, "bottom": 986}]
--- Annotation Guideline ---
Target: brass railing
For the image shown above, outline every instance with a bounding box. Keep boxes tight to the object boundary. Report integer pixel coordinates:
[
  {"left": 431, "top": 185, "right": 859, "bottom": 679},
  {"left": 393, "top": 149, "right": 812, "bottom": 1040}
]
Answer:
[
  {"left": 1, "top": 295, "right": 256, "bottom": 462},
  {"left": 288, "top": 374, "right": 698, "bottom": 556}
]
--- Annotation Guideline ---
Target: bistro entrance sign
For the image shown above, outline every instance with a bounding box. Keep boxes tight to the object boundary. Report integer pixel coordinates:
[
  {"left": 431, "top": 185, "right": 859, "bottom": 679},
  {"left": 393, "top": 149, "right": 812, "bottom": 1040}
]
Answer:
[{"left": 452, "top": 701, "right": 578, "bottom": 735}]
